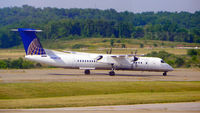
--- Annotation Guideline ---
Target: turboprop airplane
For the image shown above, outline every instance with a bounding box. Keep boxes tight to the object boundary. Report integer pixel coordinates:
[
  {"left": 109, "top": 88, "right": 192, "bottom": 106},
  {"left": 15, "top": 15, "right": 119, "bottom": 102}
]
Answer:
[{"left": 12, "top": 28, "right": 173, "bottom": 76}]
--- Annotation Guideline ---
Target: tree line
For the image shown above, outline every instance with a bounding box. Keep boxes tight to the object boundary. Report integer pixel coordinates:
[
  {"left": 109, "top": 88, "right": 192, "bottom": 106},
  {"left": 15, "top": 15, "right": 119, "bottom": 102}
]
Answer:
[
  {"left": 0, "top": 5, "right": 200, "bottom": 48},
  {"left": 0, "top": 58, "right": 41, "bottom": 69}
]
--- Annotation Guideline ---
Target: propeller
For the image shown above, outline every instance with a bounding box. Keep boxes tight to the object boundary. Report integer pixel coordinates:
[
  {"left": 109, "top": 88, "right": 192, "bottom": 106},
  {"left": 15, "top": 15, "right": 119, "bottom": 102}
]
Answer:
[
  {"left": 132, "top": 50, "right": 139, "bottom": 62},
  {"left": 131, "top": 51, "right": 133, "bottom": 55},
  {"left": 109, "top": 48, "right": 112, "bottom": 54},
  {"left": 106, "top": 48, "right": 112, "bottom": 54},
  {"left": 134, "top": 50, "right": 137, "bottom": 56},
  {"left": 106, "top": 50, "right": 109, "bottom": 54}
]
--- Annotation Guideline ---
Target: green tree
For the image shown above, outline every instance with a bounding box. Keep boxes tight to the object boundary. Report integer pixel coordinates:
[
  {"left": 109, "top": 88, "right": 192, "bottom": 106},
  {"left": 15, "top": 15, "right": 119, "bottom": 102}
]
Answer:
[
  {"left": 10, "top": 58, "right": 23, "bottom": 69},
  {"left": 175, "top": 57, "right": 184, "bottom": 67},
  {"left": 0, "top": 60, "right": 7, "bottom": 69},
  {"left": 110, "top": 39, "right": 115, "bottom": 47},
  {"left": 0, "top": 6, "right": 200, "bottom": 48},
  {"left": 22, "top": 61, "right": 34, "bottom": 69},
  {"left": 121, "top": 43, "right": 126, "bottom": 48},
  {"left": 153, "top": 43, "right": 158, "bottom": 47},
  {"left": 187, "top": 49, "right": 198, "bottom": 56},
  {"left": 140, "top": 43, "right": 144, "bottom": 48}
]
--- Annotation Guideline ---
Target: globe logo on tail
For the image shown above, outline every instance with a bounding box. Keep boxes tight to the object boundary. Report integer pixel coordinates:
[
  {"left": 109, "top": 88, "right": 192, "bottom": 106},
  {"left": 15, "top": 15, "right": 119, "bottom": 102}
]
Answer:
[
  {"left": 27, "top": 38, "right": 46, "bottom": 55},
  {"left": 12, "top": 28, "right": 46, "bottom": 55}
]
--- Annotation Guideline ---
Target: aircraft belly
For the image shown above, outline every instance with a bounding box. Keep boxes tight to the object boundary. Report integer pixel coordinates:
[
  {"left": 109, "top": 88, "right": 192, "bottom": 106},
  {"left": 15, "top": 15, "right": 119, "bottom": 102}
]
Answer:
[{"left": 94, "top": 63, "right": 111, "bottom": 69}]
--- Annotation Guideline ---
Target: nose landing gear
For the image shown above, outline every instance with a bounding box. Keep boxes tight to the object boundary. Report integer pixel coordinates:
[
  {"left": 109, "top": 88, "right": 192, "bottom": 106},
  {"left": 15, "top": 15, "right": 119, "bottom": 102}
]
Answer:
[{"left": 163, "top": 72, "right": 167, "bottom": 76}]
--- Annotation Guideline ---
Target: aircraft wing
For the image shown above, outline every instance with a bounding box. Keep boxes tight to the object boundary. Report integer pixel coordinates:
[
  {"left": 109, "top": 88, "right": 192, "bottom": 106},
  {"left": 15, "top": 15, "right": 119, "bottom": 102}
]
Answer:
[
  {"left": 63, "top": 51, "right": 96, "bottom": 55},
  {"left": 111, "top": 55, "right": 131, "bottom": 65},
  {"left": 111, "top": 55, "right": 128, "bottom": 58},
  {"left": 45, "top": 49, "right": 67, "bottom": 55},
  {"left": 111, "top": 54, "right": 144, "bottom": 57},
  {"left": 97, "top": 55, "right": 130, "bottom": 65}
]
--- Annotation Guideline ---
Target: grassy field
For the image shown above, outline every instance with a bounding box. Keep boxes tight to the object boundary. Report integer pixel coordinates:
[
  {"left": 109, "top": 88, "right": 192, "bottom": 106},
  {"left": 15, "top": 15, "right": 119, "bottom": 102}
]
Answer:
[
  {"left": 0, "top": 48, "right": 188, "bottom": 60},
  {"left": 0, "top": 81, "right": 199, "bottom": 109},
  {"left": 1, "top": 38, "right": 200, "bottom": 59},
  {"left": 43, "top": 38, "right": 199, "bottom": 55},
  {"left": 42, "top": 38, "right": 200, "bottom": 49},
  {"left": 0, "top": 49, "right": 25, "bottom": 60}
]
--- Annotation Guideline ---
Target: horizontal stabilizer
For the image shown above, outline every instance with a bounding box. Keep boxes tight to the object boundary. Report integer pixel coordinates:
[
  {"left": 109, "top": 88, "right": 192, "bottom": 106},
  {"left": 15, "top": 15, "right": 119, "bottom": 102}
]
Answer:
[{"left": 11, "top": 29, "right": 42, "bottom": 32}]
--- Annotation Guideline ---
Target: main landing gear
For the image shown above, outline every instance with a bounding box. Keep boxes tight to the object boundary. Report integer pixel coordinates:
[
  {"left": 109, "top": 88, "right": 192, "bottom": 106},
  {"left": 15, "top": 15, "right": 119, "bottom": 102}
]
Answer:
[
  {"left": 109, "top": 71, "right": 115, "bottom": 76},
  {"left": 109, "top": 64, "right": 115, "bottom": 76},
  {"left": 84, "top": 70, "right": 90, "bottom": 75},
  {"left": 163, "top": 72, "right": 167, "bottom": 76}
]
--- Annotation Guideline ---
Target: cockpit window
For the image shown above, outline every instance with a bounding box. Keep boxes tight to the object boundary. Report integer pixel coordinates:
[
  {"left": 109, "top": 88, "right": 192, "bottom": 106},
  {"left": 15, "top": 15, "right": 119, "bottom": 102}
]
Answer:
[{"left": 161, "top": 60, "right": 165, "bottom": 63}]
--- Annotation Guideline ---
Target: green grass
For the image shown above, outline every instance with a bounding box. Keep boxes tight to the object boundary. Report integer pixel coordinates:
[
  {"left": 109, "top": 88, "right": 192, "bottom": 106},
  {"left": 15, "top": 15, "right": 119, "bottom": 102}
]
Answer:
[
  {"left": 0, "top": 91, "right": 199, "bottom": 109},
  {"left": 0, "top": 81, "right": 200, "bottom": 108},
  {"left": 0, "top": 81, "right": 200, "bottom": 99}
]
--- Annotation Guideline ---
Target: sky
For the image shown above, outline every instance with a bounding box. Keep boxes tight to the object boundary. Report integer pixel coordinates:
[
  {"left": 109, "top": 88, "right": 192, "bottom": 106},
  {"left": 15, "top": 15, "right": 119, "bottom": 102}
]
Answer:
[{"left": 0, "top": 0, "right": 200, "bottom": 13}]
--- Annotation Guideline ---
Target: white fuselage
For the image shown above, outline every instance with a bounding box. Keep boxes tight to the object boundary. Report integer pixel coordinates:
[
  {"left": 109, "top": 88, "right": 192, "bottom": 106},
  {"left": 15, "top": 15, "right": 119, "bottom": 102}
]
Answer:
[{"left": 25, "top": 49, "right": 173, "bottom": 72}]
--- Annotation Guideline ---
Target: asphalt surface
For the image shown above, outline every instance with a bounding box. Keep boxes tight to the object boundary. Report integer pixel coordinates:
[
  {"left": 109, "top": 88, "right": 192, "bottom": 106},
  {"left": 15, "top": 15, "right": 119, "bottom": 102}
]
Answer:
[{"left": 0, "top": 68, "right": 200, "bottom": 83}]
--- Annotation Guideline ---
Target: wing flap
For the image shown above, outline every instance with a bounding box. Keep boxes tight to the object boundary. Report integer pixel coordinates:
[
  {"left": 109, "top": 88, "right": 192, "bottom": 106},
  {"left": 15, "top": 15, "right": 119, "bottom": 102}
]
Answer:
[{"left": 79, "top": 67, "right": 95, "bottom": 70}]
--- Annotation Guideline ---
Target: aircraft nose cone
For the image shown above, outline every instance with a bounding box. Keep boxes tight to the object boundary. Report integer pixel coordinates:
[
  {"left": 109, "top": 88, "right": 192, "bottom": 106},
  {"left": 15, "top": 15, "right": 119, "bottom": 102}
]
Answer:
[
  {"left": 167, "top": 64, "right": 174, "bottom": 71},
  {"left": 163, "top": 64, "right": 174, "bottom": 71}
]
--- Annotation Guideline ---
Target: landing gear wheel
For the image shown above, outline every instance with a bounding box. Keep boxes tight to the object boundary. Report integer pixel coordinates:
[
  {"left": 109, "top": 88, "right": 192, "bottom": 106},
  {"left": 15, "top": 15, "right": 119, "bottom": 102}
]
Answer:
[
  {"left": 109, "top": 63, "right": 115, "bottom": 76},
  {"left": 109, "top": 71, "right": 115, "bottom": 76},
  {"left": 163, "top": 72, "right": 167, "bottom": 76},
  {"left": 84, "top": 70, "right": 90, "bottom": 75}
]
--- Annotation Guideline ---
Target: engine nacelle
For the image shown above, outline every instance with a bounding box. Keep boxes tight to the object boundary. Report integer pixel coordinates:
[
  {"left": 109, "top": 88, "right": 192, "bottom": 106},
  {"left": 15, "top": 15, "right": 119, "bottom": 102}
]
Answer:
[{"left": 132, "top": 56, "right": 139, "bottom": 62}]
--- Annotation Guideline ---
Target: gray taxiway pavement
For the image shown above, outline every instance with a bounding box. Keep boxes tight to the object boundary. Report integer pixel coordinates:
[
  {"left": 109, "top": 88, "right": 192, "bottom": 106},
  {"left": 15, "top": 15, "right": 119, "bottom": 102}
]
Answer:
[
  {"left": 0, "top": 68, "right": 200, "bottom": 83},
  {"left": 1, "top": 102, "right": 200, "bottom": 113}
]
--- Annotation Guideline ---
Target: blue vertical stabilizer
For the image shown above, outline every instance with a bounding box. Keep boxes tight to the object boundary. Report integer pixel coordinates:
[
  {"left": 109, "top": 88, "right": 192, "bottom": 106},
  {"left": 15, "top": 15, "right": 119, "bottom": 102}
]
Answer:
[{"left": 17, "top": 28, "right": 46, "bottom": 55}]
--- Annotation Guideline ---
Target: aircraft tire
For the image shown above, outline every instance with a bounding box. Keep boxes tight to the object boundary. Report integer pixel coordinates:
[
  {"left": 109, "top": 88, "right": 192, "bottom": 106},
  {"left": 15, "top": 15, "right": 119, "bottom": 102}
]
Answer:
[
  {"left": 109, "top": 71, "right": 115, "bottom": 76},
  {"left": 163, "top": 72, "right": 167, "bottom": 76},
  {"left": 84, "top": 70, "right": 90, "bottom": 75}
]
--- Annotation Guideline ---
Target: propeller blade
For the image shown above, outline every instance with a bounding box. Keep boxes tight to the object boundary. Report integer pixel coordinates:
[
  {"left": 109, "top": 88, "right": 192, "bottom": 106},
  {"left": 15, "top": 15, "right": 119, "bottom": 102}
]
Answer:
[
  {"left": 132, "top": 50, "right": 139, "bottom": 62},
  {"left": 109, "top": 48, "right": 112, "bottom": 54},
  {"left": 131, "top": 51, "right": 133, "bottom": 55},
  {"left": 135, "top": 50, "right": 138, "bottom": 55},
  {"left": 106, "top": 50, "right": 109, "bottom": 54}
]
